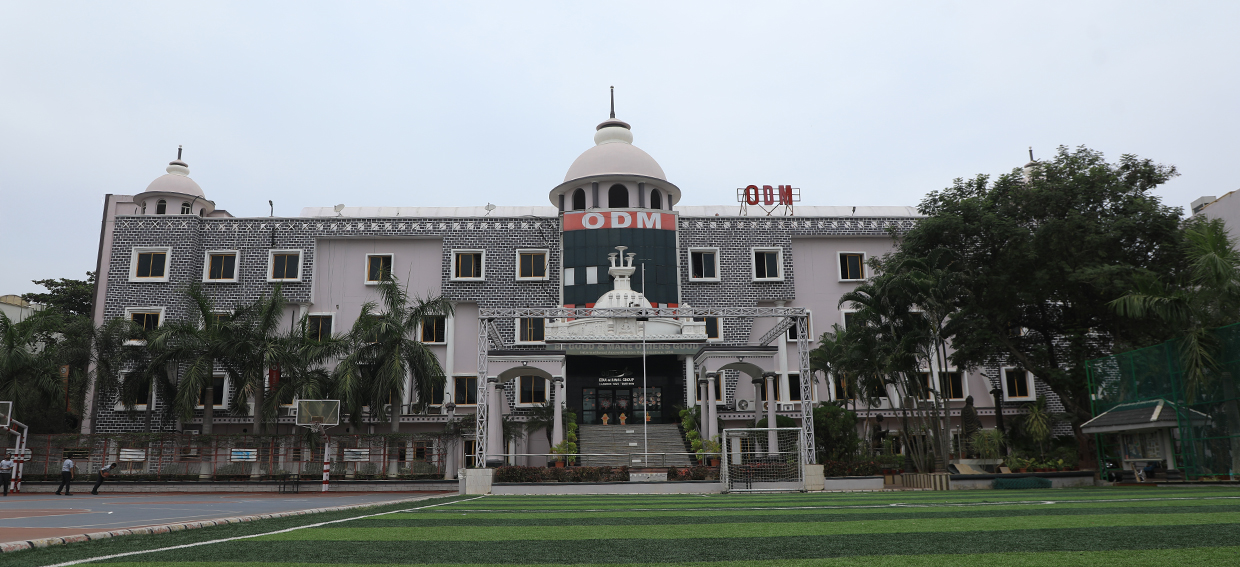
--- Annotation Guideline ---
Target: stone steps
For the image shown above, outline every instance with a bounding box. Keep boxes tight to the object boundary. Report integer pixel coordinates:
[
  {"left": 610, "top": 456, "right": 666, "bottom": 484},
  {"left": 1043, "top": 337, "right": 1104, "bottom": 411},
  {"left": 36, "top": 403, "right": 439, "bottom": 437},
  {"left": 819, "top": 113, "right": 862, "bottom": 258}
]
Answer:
[{"left": 576, "top": 423, "right": 694, "bottom": 468}]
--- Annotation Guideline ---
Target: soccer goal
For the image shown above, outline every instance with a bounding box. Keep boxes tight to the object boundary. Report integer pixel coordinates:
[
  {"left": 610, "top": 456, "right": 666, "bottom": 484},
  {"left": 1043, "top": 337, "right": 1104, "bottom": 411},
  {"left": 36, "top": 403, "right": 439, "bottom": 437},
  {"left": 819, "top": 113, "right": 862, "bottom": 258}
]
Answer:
[{"left": 720, "top": 427, "right": 805, "bottom": 493}]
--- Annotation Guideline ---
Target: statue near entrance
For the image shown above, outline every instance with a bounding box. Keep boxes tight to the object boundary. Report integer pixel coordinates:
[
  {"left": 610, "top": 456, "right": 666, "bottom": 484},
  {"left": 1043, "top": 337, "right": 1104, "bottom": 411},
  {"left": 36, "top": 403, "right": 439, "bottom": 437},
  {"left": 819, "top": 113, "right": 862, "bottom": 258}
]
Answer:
[{"left": 960, "top": 395, "right": 982, "bottom": 458}]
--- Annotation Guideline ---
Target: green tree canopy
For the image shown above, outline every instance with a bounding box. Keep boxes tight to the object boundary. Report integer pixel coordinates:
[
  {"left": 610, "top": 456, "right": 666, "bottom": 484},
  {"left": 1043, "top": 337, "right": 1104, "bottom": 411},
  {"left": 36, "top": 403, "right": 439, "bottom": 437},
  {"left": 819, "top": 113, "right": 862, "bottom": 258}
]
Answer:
[{"left": 22, "top": 272, "right": 95, "bottom": 317}]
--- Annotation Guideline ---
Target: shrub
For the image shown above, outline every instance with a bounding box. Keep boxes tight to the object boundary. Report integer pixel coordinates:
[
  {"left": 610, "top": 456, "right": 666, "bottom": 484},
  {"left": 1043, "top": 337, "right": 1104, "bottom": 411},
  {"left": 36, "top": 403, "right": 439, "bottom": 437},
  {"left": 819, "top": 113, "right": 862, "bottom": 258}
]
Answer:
[
  {"left": 820, "top": 459, "right": 881, "bottom": 477},
  {"left": 493, "top": 466, "right": 630, "bottom": 483}
]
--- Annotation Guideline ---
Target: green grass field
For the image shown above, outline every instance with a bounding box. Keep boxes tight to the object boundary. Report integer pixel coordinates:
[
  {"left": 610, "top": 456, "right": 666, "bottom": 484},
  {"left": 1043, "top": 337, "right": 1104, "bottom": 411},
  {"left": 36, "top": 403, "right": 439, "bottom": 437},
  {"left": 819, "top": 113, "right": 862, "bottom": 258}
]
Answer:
[{"left": 11, "top": 487, "right": 1240, "bottom": 567}]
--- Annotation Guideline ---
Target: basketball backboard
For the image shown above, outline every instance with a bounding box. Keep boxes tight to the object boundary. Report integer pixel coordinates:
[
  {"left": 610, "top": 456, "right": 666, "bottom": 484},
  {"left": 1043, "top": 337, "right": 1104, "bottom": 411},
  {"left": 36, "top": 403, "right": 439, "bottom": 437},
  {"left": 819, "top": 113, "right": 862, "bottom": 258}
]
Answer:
[
  {"left": 0, "top": 401, "right": 11, "bottom": 428},
  {"left": 295, "top": 399, "right": 340, "bottom": 427}
]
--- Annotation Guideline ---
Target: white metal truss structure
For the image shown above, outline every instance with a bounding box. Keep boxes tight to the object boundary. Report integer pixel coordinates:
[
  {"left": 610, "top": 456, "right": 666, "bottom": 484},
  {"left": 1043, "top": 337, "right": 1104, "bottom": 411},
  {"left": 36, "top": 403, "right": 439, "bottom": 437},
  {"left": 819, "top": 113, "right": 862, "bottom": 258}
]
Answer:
[
  {"left": 720, "top": 427, "right": 805, "bottom": 492},
  {"left": 473, "top": 307, "right": 816, "bottom": 467}
]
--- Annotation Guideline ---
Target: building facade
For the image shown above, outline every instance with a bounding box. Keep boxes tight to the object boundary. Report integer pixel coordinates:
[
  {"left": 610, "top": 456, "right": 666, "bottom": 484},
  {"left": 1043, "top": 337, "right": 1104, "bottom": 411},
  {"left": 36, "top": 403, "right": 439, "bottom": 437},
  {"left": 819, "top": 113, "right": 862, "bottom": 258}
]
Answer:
[{"left": 86, "top": 111, "right": 1055, "bottom": 472}]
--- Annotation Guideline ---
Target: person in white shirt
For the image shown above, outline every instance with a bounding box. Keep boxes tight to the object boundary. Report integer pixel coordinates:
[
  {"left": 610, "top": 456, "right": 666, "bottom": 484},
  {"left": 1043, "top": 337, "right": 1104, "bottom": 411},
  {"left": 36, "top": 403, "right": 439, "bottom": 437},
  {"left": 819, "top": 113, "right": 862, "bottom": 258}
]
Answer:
[
  {"left": 0, "top": 456, "right": 14, "bottom": 496},
  {"left": 55, "top": 457, "right": 75, "bottom": 495},
  {"left": 92, "top": 462, "right": 118, "bottom": 495}
]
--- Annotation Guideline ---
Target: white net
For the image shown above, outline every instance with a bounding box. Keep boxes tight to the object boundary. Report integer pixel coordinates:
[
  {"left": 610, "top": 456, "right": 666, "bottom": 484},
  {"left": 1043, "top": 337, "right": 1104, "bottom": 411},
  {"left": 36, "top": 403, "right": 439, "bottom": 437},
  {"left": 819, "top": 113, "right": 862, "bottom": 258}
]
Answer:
[{"left": 721, "top": 427, "right": 805, "bottom": 492}]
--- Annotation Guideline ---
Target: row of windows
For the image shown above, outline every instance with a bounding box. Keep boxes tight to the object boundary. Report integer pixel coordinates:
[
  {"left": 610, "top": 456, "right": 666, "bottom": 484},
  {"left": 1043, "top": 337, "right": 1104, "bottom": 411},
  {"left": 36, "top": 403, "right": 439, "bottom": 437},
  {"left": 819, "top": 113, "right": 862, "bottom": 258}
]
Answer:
[
  {"left": 566, "top": 185, "right": 668, "bottom": 211},
  {"left": 429, "top": 376, "right": 550, "bottom": 406},
  {"left": 141, "top": 199, "right": 196, "bottom": 215},
  {"left": 688, "top": 249, "right": 867, "bottom": 283},
  {"left": 830, "top": 368, "right": 1036, "bottom": 402},
  {"left": 131, "top": 247, "right": 869, "bottom": 286}
]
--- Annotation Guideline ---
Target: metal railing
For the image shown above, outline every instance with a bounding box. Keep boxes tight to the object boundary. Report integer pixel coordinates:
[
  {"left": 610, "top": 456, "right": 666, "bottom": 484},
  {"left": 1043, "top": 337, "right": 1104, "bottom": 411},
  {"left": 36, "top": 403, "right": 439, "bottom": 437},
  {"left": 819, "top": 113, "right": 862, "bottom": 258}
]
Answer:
[{"left": 485, "top": 452, "right": 720, "bottom": 467}]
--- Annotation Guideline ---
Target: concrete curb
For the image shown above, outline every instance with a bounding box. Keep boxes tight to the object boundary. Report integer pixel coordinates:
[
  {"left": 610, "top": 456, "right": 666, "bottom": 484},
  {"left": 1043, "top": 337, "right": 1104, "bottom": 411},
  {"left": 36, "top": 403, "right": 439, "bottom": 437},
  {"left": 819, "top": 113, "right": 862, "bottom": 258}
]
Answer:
[{"left": 0, "top": 493, "right": 446, "bottom": 554}]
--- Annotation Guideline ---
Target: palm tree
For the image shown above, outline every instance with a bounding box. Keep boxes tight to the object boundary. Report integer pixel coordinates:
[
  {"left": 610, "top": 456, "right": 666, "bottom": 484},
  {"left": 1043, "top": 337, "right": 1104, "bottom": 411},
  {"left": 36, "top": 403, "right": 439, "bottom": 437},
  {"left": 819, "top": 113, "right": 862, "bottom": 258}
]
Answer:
[
  {"left": 226, "top": 287, "right": 289, "bottom": 435},
  {"left": 262, "top": 312, "right": 349, "bottom": 433},
  {"left": 1111, "top": 217, "right": 1240, "bottom": 473},
  {"left": 147, "top": 285, "right": 238, "bottom": 435},
  {"left": 333, "top": 278, "right": 451, "bottom": 475},
  {"left": 0, "top": 311, "right": 61, "bottom": 426}
]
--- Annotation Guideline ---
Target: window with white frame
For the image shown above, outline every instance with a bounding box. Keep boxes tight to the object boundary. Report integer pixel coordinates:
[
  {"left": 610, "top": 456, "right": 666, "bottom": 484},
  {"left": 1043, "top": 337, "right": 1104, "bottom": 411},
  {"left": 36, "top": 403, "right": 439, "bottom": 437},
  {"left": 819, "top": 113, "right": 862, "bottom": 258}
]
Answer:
[
  {"left": 421, "top": 316, "right": 446, "bottom": 343},
  {"left": 451, "top": 250, "right": 485, "bottom": 280},
  {"left": 585, "top": 266, "right": 599, "bottom": 285},
  {"left": 695, "top": 317, "right": 723, "bottom": 341},
  {"left": 307, "top": 314, "right": 333, "bottom": 342},
  {"left": 842, "top": 309, "right": 861, "bottom": 329},
  {"left": 783, "top": 373, "right": 803, "bottom": 402},
  {"left": 839, "top": 252, "right": 866, "bottom": 281},
  {"left": 196, "top": 375, "right": 228, "bottom": 409},
  {"left": 114, "top": 372, "right": 152, "bottom": 410},
  {"left": 833, "top": 373, "right": 854, "bottom": 401},
  {"left": 751, "top": 247, "right": 783, "bottom": 281},
  {"left": 939, "top": 371, "right": 965, "bottom": 400},
  {"left": 124, "top": 307, "right": 164, "bottom": 345},
  {"left": 454, "top": 376, "right": 478, "bottom": 405},
  {"left": 516, "top": 249, "right": 548, "bottom": 280},
  {"left": 518, "top": 376, "right": 548, "bottom": 404},
  {"left": 130, "top": 247, "right": 171, "bottom": 282},
  {"left": 787, "top": 311, "right": 812, "bottom": 342},
  {"left": 563, "top": 267, "right": 576, "bottom": 286},
  {"left": 688, "top": 248, "right": 720, "bottom": 281},
  {"left": 203, "top": 251, "right": 238, "bottom": 282},
  {"left": 365, "top": 254, "right": 393, "bottom": 284},
  {"left": 1002, "top": 368, "right": 1035, "bottom": 401},
  {"left": 268, "top": 250, "right": 302, "bottom": 282},
  {"left": 517, "top": 318, "right": 545, "bottom": 343}
]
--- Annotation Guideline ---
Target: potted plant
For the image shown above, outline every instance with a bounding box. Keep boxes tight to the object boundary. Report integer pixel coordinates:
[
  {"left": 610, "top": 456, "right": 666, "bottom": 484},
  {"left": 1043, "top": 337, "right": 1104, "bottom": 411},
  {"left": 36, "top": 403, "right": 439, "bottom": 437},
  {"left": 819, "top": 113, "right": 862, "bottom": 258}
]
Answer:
[{"left": 702, "top": 436, "right": 722, "bottom": 467}]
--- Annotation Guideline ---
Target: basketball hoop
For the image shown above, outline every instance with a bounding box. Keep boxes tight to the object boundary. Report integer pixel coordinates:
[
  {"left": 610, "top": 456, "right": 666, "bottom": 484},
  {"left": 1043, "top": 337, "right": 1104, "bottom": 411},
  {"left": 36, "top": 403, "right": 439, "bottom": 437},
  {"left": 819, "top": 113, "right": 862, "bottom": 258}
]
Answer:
[{"left": 294, "top": 400, "right": 340, "bottom": 493}]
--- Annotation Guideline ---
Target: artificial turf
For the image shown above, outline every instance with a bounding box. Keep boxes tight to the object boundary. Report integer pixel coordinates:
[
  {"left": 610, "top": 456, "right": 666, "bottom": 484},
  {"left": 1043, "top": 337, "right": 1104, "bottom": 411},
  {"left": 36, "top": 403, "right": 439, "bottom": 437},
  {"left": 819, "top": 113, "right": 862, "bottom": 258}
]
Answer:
[{"left": 7, "top": 488, "right": 1240, "bottom": 566}]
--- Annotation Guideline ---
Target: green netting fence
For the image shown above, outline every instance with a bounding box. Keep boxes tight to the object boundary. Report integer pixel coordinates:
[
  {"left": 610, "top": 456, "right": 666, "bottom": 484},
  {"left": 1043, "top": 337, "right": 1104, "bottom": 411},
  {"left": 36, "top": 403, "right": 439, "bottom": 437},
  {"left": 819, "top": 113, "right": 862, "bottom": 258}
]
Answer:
[{"left": 1086, "top": 323, "right": 1240, "bottom": 480}]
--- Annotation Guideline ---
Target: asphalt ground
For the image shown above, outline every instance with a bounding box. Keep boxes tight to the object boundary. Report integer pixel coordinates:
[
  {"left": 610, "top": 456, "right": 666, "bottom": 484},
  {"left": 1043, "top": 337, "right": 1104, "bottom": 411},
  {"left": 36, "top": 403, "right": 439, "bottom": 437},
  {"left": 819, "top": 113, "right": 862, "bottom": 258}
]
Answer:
[{"left": 0, "top": 492, "right": 439, "bottom": 543}]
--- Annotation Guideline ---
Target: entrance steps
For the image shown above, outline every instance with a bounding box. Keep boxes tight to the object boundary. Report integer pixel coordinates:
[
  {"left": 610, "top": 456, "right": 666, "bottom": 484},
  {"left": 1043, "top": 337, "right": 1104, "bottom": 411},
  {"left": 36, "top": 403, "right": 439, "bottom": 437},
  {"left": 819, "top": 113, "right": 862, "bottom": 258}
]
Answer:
[{"left": 577, "top": 423, "right": 694, "bottom": 468}]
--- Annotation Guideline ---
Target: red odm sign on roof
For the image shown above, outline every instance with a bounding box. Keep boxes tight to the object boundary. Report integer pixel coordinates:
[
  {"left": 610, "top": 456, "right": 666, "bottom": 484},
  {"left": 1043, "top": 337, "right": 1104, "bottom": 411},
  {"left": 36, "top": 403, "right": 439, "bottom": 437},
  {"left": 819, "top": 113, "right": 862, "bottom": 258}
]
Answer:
[{"left": 738, "top": 185, "right": 800, "bottom": 216}]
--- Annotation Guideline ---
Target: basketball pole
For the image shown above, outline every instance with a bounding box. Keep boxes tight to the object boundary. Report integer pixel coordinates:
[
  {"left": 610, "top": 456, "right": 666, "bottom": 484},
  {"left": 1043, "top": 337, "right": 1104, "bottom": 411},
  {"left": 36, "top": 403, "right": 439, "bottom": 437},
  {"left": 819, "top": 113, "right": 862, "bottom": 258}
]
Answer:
[{"left": 321, "top": 427, "right": 331, "bottom": 492}]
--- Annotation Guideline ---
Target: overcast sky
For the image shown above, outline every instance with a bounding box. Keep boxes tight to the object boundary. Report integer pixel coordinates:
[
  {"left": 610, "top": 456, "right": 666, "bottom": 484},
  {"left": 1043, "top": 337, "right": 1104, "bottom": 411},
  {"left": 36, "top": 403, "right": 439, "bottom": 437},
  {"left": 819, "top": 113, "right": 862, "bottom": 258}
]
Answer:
[{"left": 2, "top": 2, "right": 1237, "bottom": 296}]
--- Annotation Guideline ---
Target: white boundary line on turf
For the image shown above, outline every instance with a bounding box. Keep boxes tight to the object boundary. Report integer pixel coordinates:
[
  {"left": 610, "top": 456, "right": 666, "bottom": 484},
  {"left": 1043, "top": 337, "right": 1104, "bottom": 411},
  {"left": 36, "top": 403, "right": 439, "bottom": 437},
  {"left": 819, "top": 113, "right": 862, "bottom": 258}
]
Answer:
[{"left": 40, "top": 495, "right": 487, "bottom": 567}]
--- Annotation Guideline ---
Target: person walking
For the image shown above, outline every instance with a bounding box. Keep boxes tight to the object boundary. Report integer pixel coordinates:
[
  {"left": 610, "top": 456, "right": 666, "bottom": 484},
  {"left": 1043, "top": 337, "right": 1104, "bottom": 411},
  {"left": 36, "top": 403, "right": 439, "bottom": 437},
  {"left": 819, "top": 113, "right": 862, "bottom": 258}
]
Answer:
[
  {"left": 55, "top": 457, "right": 76, "bottom": 495},
  {"left": 0, "top": 455, "right": 14, "bottom": 496},
  {"left": 92, "top": 462, "right": 117, "bottom": 495}
]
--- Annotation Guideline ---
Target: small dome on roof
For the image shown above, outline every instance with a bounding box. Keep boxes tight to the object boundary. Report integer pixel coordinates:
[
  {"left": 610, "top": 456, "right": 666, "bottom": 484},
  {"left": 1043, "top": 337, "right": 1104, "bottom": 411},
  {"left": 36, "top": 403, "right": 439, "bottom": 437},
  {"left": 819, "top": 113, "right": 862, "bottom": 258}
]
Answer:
[
  {"left": 144, "top": 158, "right": 204, "bottom": 197},
  {"left": 563, "top": 117, "right": 666, "bottom": 183}
]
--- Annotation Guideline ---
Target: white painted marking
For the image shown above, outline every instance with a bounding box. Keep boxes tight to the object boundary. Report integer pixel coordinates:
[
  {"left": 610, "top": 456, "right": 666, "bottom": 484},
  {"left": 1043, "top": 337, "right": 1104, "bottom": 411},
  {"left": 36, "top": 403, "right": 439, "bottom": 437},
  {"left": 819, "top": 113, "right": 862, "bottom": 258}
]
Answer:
[{"left": 42, "top": 495, "right": 485, "bottom": 567}]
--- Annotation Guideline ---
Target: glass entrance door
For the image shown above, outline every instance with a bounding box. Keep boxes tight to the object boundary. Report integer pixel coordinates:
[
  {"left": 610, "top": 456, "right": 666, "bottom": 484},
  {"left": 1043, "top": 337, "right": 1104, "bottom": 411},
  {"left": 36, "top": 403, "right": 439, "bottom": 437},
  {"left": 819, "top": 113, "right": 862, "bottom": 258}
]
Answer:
[{"left": 582, "top": 388, "right": 635, "bottom": 424}]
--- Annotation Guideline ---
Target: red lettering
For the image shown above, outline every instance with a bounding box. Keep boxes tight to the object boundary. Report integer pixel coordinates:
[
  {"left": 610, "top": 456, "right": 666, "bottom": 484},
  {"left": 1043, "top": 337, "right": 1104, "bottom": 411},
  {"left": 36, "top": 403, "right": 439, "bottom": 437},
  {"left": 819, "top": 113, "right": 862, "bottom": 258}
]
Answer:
[
  {"left": 745, "top": 185, "right": 760, "bottom": 205},
  {"left": 762, "top": 185, "right": 775, "bottom": 205},
  {"left": 779, "top": 185, "right": 793, "bottom": 205}
]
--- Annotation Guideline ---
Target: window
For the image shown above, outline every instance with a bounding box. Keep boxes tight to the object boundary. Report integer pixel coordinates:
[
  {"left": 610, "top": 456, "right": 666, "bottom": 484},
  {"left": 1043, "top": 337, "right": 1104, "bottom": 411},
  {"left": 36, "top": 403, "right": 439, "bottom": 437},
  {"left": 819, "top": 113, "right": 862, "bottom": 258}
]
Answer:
[
  {"left": 129, "top": 310, "right": 161, "bottom": 331},
  {"left": 572, "top": 188, "right": 586, "bottom": 210},
  {"left": 156, "top": 199, "right": 167, "bottom": 214},
  {"left": 787, "top": 311, "right": 812, "bottom": 342},
  {"left": 519, "top": 376, "right": 547, "bottom": 404},
  {"left": 518, "top": 318, "right": 545, "bottom": 343},
  {"left": 608, "top": 184, "right": 629, "bottom": 208},
  {"left": 454, "top": 376, "right": 478, "bottom": 405},
  {"left": 840, "top": 252, "right": 866, "bottom": 281},
  {"left": 115, "top": 373, "right": 152, "bottom": 410},
  {"left": 268, "top": 250, "right": 302, "bottom": 281},
  {"left": 939, "top": 371, "right": 965, "bottom": 400},
  {"left": 366, "top": 254, "right": 393, "bottom": 283},
  {"left": 464, "top": 439, "right": 479, "bottom": 468},
  {"left": 207, "top": 312, "right": 229, "bottom": 327},
  {"left": 563, "top": 267, "right": 576, "bottom": 286},
  {"left": 421, "top": 316, "right": 446, "bottom": 343},
  {"left": 204, "top": 251, "right": 238, "bottom": 282},
  {"left": 785, "top": 373, "right": 803, "bottom": 401},
  {"left": 1003, "top": 368, "right": 1034, "bottom": 400},
  {"left": 517, "top": 250, "right": 548, "bottom": 280},
  {"left": 197, "top": 375, "right": 227, "bottom": 408},
  {"left": 917, "top": 371, "right": 934, "bottom": 399},
  {"left": 752, "top": 248, "right": 783, "bottom": 281},
  {"left": 428, "top": 381, "right": 445, "bottom": 406},
  {"left": 833, "top": 373, "right": 854, "bottom": 401},
  {"left": 180, "top": 202, "right": 191, "bottom": 214},
  {"left": 130, "top": 248, "right": 171, "bottom": 282},
  {"left": 650, "top": 189, "right": 662, "bottom": 210},
  {"left": 308, "top": 314, "right": 333, "bottom": 341},
  {"left": 689, "top": 249, "right": 719, "bottom": 281},
  {"left": 452, "top": 250, "right": 484, "bottom": 280},
  {"left": 843, "top": 310, "right": 861, "bottom": 329},
  {"left": 585, "top": 266, "right": 599, "bottom": 285},
  {"left": 695, "top": 317, "right": 723, "bottom": 341}
]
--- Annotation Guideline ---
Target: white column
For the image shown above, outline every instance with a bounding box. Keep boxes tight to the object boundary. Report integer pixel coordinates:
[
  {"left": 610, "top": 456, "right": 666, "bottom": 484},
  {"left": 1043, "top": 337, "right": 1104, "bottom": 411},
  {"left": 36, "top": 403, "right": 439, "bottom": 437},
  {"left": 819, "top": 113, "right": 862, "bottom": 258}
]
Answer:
[
  {"left": 751, "top": 375, "right": 765, "bottom": 424},
  {"left": 551, "top": 376, "right": 565, "bottom": 447},
  {"left": 685, "top": 357, "right": 696, "bottom": 407},
  {"left": 706, "top": 372, "right": 719, "bottom": 441},
  {"left": 486, "top": 377, "right": 503, "bottom": 466},
  {"left": 443, "top": 402, "right": 457, "bottom": 479},
  {"left": 764, "top": 372, "right": 779, "bottom": 455},
  {"left": 775, "top": 301, "right": 789, "bottom": 401}
]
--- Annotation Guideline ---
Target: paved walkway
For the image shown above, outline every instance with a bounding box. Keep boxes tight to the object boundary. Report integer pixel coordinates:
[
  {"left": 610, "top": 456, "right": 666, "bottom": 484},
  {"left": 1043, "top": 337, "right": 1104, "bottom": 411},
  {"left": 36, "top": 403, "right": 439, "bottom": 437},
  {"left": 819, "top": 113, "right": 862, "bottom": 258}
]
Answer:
[{"left": 0, "top": 492, "right": 438, "bottom": 543}]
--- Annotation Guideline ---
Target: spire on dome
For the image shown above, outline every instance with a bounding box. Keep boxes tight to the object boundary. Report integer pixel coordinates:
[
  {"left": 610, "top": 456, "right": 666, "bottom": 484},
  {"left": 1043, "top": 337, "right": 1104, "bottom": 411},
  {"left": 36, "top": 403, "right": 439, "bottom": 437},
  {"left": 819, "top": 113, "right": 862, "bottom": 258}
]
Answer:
[
  {"left": 167, "top": 145, "right": 189, "bottom": 176},
  {"left": 596, "top": 86, "right": 630, "bottom": 132}
]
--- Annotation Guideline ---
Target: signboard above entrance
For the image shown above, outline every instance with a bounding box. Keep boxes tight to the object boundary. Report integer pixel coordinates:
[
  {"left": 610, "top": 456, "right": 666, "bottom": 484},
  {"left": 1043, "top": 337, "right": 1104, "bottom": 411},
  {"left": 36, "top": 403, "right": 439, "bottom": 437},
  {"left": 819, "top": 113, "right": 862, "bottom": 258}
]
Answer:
[
  {"left": 551, "top": 342, "right": 702, "bottom": 356},
  {"left": 737, "top": 185, "right": 800, "bottom": 216},
  {"left": 563, "top": 211, "right": 676, "bottom": 231}
]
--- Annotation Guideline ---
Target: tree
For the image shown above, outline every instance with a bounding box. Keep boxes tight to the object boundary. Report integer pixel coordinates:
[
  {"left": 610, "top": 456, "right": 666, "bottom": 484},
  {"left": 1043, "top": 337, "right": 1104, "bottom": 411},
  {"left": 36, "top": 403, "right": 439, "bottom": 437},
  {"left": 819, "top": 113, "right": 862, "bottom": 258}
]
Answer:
[
  {"left": 0, "top": 311, "right": 61, "bottom": 428},
  {"left": 22, "top": 272, "right": 95, "bottom": 317},
  {"left": 226, "top": 287, "right": 290, "bottom": 435},
  {"left": 147, "top": 285, "right": 238, "bottom": 435},
  {"left": 333, "top": 278, "right": 451, "bottom": 474},
  {"left": 812, "top": 403, "right": 860, "bottom": 461},
  {"left": 894, "top": 146, "right": 1183, "bottom": 461}
]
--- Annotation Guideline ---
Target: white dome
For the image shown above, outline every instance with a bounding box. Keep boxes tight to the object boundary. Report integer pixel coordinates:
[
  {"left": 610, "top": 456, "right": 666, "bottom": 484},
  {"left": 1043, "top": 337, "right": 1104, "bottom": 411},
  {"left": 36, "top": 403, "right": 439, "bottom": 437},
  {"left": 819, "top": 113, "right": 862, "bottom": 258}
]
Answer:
[
  {"left": 144, "top": 160, "right": 204, "bottom": 197},
  {"left": 564, "top": 142, "right": 666, "bottom": 183}
]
